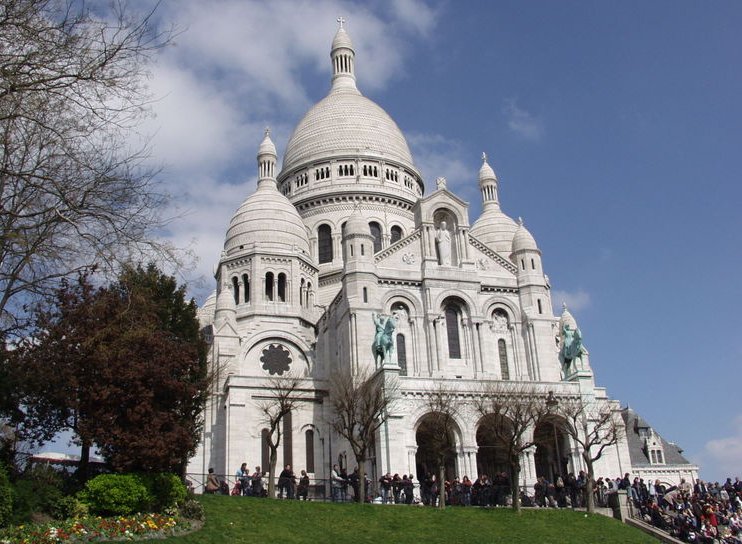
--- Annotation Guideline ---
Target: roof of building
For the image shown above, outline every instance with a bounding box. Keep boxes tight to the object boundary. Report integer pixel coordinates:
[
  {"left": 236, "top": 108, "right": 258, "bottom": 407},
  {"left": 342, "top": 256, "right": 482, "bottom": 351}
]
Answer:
[
  {"left": 225, "top": 131, "right": 310, "bottom": 255},
  {"left": 281, "top": 24, "right": 416, "bottom": 176},
  {"left": 621, "top": 407, "right": 693, "bottom": 467},
  {"left": 511, "top": 218, "right": 539, "bottom": 253}
]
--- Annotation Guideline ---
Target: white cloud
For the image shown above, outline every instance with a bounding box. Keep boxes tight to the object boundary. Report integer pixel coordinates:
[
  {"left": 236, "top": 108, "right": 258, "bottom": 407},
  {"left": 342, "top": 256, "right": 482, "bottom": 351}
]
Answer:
[
  {"left": 504, "top": 99, "right": 544, "bottom": 141},
  {"left": 696, "top": 415, "right": 742, "bottom": 481},
  {"left": 407, "top": 132, "right": 475, "bottom": 198},
  {"left": 552, "top": 289, "right": 591, "bottom": 314}
]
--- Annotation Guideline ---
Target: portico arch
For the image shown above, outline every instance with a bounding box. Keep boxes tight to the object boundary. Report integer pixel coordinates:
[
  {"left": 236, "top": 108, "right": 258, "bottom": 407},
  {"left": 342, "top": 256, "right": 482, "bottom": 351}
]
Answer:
[
  {"left": 414, "top": 412, "right": 459, "bottom": 481},
  {"left": 475, "top": 414, "right": 513, "bottom": 479},
  {"left": 533, "top": 415, "right": 570, "bottom": 483}
]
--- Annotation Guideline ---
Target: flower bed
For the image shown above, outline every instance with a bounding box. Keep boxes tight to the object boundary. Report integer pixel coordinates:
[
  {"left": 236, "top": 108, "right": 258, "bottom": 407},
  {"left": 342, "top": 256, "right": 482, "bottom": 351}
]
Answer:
[{"left": 0, "top": 513, "right": 190, "bottom": 543}]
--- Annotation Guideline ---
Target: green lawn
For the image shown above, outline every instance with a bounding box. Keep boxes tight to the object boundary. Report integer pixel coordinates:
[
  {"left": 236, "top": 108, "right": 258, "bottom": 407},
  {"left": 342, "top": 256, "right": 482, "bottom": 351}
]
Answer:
[{"left": 163, "top": 496, "right": 657, "bottom": 544}]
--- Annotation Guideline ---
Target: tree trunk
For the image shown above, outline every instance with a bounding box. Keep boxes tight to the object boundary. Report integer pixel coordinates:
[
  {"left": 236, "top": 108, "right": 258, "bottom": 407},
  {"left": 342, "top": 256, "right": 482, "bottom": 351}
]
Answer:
[
  {"left": 511, "top": 462, "right": 521, "bottom": 512},
  {"left": 584, "top": 456, "right": 595, "bottom": 513},
  {"left": 76, "top": 439, "right": 91, "bottom": 484},
  {"left": 268, "top": 448, "right": 278, "bottom": 499},
  {"left": 438, "top": 464, "right": 446, "bottom": 508},
  {"left": 359, "top": 464, "right": 366, "bottom": 504}
]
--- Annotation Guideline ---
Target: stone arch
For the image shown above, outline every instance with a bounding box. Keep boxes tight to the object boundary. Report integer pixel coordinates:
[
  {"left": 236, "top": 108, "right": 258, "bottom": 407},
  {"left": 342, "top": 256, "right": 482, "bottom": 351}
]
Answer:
[
  {"left": 381, "top": 291, "right": 423, "bottom": 317},
  {"left": 482, "top": 296, "right": 520, "bottom": 324},
  {"left": 432, "top": 205, "right": 466, "bottom": 228},
  {"left": 475, "top": 414, "right": 514, "bottom": 481},
  {"left": 533, "top": 414, "right": 571, "bottom": 483},
  {"left": 414, "top": 411, "right": 463, "bottom": 483},
  {"left": 433, "top": 290, "right": 478, "bottom": 318}
]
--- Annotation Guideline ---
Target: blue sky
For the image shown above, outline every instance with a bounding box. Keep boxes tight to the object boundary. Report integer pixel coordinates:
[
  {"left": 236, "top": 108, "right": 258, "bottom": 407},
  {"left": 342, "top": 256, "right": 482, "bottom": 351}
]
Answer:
[{"left": 90, "top": 0, "right": 741, "bottom": 482}]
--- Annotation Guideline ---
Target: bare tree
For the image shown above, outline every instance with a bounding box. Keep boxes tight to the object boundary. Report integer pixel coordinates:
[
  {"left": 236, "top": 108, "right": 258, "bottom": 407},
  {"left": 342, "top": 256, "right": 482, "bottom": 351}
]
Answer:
[
  {"left": 556, "top": 396, "right": 624, "bottom": 513},
  {"left": 0, "top": 0, "right": 178, "bottom": 337},
  {"left": 474, "top": 382, "right": 548, "bottom": 512},
  {"left": 256, "top": 374, "right": 302, "bottom": 499},
  {"left": 327, "top": 368, "right": 397, "bottom": 503},
  {"left": 420, "top": 384, "right": 462, "bottom": 508}
]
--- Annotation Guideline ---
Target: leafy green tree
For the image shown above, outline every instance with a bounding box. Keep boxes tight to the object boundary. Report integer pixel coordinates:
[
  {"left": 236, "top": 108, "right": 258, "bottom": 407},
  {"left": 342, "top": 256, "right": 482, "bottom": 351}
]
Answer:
[{"left": 11, "top": 265, "right": 208, "bottom": 479}]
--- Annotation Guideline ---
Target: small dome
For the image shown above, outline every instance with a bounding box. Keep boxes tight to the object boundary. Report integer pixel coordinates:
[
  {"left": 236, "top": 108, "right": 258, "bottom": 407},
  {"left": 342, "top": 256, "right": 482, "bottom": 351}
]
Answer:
[
  {"left": 344, "top": 208, "right": 370, "bottom": 237},
  {"left": 215, "top": 283, "right": 236, "bottom": 315},
  {"left": 559, "top": 303, "right": 578, "bottom": 330},
  {"left": 224, "top": 183, "right": 310, "bottom": 255},
  {"left": 258, "top": 128, "right": 277, "bottom": 157},
  {"left": 511, "top": 218, "right": 539, "bottom": 252},
  {"left": 331, "top": 26, "right": 354, "bottom": 51},
  {"left": 470, "top": 208, "right": 518, "bottom": 254},
  {"left": 479, "top": 155, "right": 497, "bottom": 182}
]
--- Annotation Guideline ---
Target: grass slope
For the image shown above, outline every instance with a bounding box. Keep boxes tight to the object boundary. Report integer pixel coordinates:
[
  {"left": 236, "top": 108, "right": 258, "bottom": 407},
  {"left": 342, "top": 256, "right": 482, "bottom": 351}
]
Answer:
[{"left": 162, "top": 496, "right": 657, "bottom": 544}]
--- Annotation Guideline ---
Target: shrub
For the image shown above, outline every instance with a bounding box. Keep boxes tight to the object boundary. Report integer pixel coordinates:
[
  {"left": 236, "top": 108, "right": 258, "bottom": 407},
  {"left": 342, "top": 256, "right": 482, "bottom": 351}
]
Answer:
[
  {"left": 179, "top": 497, "right": 204, "bottom": 521},
  {"left": 79, "top": 474, "right": 153, "bottom": 516},
  {"left": 10, "top": 465, "right": 64, "bottom": 524},
  {"left": 140, "top": 473, "right": 187, "bottom": 512},
  {"left": 0, "top": 464, "right": 12, "bottom": 528},
  {"left": 50, "top": 495, "right": 89, "bottom": 520}
]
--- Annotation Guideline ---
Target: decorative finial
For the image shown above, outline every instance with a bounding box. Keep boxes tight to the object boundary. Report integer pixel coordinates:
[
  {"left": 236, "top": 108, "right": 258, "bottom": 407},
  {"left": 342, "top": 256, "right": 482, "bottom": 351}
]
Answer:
[
  {"left": 337, "top": 16, "right": 346, "bottom": 29},
  {"left": 562, "top": 302, "right": 567, "bottom": 311},
  {"left": 482, "top": 152, "right": 487, "bottom": 163},
  {"left": 518, "top": 216, "right": 524, "bottom": 226},
  {"left": 436, "top": 176, "right": 447, "bottom": 189},
  {"left": 264, "top": 126, "right": 271, "bottom": 137}
]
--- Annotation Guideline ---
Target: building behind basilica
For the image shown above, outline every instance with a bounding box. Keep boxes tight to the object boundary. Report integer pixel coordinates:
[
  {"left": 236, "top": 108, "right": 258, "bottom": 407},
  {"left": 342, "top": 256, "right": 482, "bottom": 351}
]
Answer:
[{"left": 188, "top": 22, "right": 697, "bottom": 493}]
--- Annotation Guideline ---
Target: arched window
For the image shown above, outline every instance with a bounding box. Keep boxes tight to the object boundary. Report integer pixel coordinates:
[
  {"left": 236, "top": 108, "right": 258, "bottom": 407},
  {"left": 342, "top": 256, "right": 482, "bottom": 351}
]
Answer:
[
  {"left": 261, "top": 428, "right": 270, "bottom": 473},
  {"left": 299, "top": 278, "right": 305, "bottom": 307},
  {"left": 445, "top": 304, "right": 462, "bottom": 359},
  {"left": 369, "top": 222, "right": 382, "bottom": 253},
  {"left": 318, "top": 224, "right": 333, "bottom": 264},
  {"left": 232, "top": 276, "right": 239, "bottom": 305},
  {"left": 537, "top": 299, "right": 543, "bottom": 314},
  {"left": 363, "top": 287, "right": 368, "bottom": 303},
  {"left": 242, "top": 274, "right": 250, "bottom": 303},
  {"left": 305, "top": 282, "right": 312, "bottom": 307},
  {"left": 498, "top": 339, "right": 509, "bottom": 380},
  {"left": 305, "top": 429, "right": 315, "bottom": 473},
  {"left": 390, "top": 225, "right": 402, "bottom": 244},
  {"left": 397, "top": 333, "right": 407, "bottom": 376},
  {"left": 265, "top": 272, "right": 274, "bottom": 301},
  {"left": 277, "top": 273, "right": 286, "bottom": 302}
]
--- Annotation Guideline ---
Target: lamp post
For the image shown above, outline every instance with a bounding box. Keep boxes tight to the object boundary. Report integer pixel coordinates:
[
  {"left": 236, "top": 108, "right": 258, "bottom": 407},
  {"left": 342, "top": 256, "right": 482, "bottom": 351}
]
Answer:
[{"left": 546, "top": 392, "right": 563, "bottom": 480}]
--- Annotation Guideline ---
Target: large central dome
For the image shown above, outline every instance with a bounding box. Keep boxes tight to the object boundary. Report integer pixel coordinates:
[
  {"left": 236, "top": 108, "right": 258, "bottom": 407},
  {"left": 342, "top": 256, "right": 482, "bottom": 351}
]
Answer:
[
  {"left": 279, "top": 25, "right": 418, "bottom": 179},
  {"left": 281, "top": 91, "right": 415, "bottom": 173}
]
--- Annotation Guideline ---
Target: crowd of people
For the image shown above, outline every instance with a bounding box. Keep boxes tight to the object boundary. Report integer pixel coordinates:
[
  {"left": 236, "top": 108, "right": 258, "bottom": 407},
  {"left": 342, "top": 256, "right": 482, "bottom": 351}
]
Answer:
[{"left": 632, "top": 477, "right": 742, "bottom": 543}]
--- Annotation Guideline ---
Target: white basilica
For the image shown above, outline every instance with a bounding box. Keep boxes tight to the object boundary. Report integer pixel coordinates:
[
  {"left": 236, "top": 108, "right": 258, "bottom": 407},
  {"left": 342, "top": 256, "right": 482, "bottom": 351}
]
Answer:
[{"left": 188, "top": 22, "right": 697, "bottom": 492}]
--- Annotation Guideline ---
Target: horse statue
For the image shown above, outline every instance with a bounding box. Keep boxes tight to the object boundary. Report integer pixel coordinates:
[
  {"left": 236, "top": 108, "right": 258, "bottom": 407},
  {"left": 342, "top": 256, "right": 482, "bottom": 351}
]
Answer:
[{"left": 372, "top": 312, "right": 397, "bottom": 368}]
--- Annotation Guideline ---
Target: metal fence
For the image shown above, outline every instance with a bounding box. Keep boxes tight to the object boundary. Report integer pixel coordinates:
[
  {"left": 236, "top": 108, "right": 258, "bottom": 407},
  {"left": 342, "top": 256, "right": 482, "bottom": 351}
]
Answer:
[{"left": 186, "top": 472, "right": 543, "bottom": 507}]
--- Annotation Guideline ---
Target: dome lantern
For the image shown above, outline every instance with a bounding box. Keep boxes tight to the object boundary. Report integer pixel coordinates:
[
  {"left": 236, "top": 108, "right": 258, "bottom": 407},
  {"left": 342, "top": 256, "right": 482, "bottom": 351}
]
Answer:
[{"left": 330, "top": 17, "right": 357, "bottom": 94}]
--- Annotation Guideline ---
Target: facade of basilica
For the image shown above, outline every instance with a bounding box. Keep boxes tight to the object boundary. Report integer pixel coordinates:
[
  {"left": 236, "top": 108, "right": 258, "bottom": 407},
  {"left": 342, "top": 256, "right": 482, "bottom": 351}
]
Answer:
[{"left": 188, "top": 23, "right": 697, "bottom": 492}]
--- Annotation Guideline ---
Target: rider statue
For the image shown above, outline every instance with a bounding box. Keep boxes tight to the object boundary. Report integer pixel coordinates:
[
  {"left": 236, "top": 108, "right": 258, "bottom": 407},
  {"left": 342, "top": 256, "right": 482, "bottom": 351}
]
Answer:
[
  {"left": 372, "top": 312, "right": 397, "bottom": 367},
  {"left": 557, "top": 304, "right": 586, "bottom": 376}
]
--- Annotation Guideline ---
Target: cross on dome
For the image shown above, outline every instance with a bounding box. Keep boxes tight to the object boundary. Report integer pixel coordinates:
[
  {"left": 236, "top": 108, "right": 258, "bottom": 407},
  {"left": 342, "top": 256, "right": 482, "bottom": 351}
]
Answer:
[
  {"left": 482, "top": 152, "right": 487, "bottom": 162},
  {"left": 337, "top": 16, "right": 346, "bottom": 29}
]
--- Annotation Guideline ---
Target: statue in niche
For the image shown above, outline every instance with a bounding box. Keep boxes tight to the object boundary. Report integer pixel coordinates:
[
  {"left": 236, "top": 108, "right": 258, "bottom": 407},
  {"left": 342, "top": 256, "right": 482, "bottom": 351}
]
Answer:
[
  {"left": 372, "top": 312, "right": 397, "bottom": 367},
  {"left": 435, "top": 221, "right": 452, "bottom": 266}
]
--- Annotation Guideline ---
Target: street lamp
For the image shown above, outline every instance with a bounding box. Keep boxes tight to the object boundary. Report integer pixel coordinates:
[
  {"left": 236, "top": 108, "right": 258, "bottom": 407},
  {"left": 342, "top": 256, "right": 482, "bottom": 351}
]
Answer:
[{"left": 545, "top": 392, "right": 563, "bottom": 480}]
